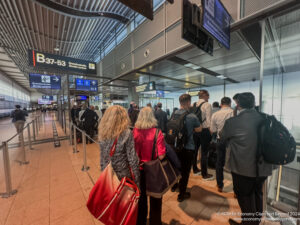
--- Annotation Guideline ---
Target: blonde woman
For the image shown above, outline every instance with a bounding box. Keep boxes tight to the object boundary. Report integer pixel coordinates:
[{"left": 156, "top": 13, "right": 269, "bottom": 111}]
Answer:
[
  {"left": 133, "top": 107, "right": 166, "bottom": 225},
  {"left": 99, "top": 105, "right": 140, "bottom": 187}
]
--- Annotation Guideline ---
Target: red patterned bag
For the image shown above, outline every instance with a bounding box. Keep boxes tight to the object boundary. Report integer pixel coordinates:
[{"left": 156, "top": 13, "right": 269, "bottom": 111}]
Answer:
[{"left": 87, "top": 139, "right": 140, "bottom": 225}]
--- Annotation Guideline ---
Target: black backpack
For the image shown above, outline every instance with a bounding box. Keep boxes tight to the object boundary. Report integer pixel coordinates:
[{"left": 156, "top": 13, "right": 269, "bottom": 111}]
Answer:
[
  {"left": 165, "top": 111, "right": 189, "bottom": 153},
  {"left": 258, "top": 113, "right": 296, "bottom": 165},
  {"left": 189, "top": 102, "right": 206, "bottom": 123},
  {"left": 14, "top": 110, "right": 24, "bottom": 121}
]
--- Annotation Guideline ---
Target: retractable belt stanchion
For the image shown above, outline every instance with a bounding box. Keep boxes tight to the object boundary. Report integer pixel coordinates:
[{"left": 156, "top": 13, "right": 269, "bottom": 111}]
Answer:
[
  {"left": 0, "top": 142, "right": 17, "bottom": 198},
  {"left": 69, "top": 123, "right": 72, "bottom": 145},
  {"left": 81, "top": 132, "right": 89, "bottom": 171},
  {"left": 35, "top": 118, "right": 39, "bottom": 136},
  {"left": 32, "top": 120, "right": 36, "bottom": 141},
  {"left": 73, "top": 126, "right": 79, "bottom": 153},
  {"left": 27, "top": 124, "right": 33, "bottom": 150},
  {"left": 19, "top": 130, "right": 29, "bottom": 165}
]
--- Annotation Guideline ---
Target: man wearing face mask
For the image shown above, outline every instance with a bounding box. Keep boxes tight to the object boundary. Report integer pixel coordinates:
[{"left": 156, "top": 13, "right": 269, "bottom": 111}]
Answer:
[{"left": 219, "top": 93, "right": 273, "bottom": 225}]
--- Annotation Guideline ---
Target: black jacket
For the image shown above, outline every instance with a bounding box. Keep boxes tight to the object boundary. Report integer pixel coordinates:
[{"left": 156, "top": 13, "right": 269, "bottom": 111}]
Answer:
[
  {"left": 155, "top": 108, "right": 168, "bottom": 133},
  {"left": 80, "top": 108, "right": 99, "bottom": 127}
]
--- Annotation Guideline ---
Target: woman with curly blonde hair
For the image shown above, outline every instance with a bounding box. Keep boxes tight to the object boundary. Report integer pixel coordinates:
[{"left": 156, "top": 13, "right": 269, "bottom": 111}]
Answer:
[
  {"left": 98, "top": 105, "right": 140, "bottom": 187},
  {"left": 133, "top": 107, "right": 166, "bottom": 225}
]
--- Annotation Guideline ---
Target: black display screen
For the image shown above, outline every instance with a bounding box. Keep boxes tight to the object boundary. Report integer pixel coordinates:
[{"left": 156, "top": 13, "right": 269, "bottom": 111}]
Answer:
[
  {"left": 29, "top": 73, "right": 61, "bottom": 89},
  {"left": 75, "top": 79, "right": 98, "bottom": 92},
  {"left": 28, "top": 50, "right": 97, "bottom": 74},
  {"left": 182, "top": 0, "right": 213, "bottom": 55},
  {"left": 118, "top": 0, "right": 153, "bottom": 20},
  {"left": 202, "top": 0, "right": 231, "bottom": 49}
]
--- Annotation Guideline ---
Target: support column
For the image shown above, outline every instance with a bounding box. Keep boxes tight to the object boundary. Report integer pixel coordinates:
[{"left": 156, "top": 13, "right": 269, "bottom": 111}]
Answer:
[{"left": 128, "top": 86, "right": 139, "bottom": 106}]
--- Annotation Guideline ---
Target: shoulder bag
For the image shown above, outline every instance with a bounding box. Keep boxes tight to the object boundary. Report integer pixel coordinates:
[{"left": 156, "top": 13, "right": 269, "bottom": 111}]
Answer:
[
  {"left": 86, "top": 138, "right": 140, "bottom": 225},
  {"left": 143, "top": 129, "right": 181, "bottom": 198}
]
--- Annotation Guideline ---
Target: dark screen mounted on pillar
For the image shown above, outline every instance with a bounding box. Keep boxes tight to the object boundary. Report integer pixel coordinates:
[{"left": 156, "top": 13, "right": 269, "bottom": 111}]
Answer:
[
  {"left": 29, "top": 73, "right": 61, "bottom": 89},
  {"left": 118, "top": 0, "right": 153, "bottom": 20},
  {"left": 182, "top": 0, "right": 214, "bottom": 55},
  {"left": 28, "top": 49, "right": 97, "bottom": 74},
  {"left": 202, "top": 0, "right": 231, "bottom": 49}
]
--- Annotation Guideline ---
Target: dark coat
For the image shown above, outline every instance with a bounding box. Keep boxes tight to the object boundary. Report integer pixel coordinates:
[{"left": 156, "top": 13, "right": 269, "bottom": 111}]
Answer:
[
  {"left": 220, "top": 109, "right": 274, "bottom": 177},
  {"left": 155, "top": 108, "right": 168, "bottom": 133}
]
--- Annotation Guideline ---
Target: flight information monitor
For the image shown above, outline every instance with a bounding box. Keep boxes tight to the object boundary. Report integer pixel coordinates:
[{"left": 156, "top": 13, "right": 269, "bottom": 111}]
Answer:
[
  {"left": 202, "top": 0, "right": 231, "bottom": 49},
  {"left": 29, "top": 73, "right": 61, "bottom": 89},
  {"left": 156, "top": 90, "right": 165, "bottom": 98},
  {"left": 75, "top": 79, "right": 98, "bottom": 92}
]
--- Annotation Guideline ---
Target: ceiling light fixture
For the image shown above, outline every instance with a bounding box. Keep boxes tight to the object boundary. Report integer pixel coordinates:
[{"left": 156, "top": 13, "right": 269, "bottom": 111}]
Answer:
[
  {"left": 184, "top": 63, "right": 201, "bottom": 70},
  {"left": 54, "top": 47, "right": 59, "bottom": 52},
  {"left": 216, "top": 75, "right": 227, "bottom": 80}
]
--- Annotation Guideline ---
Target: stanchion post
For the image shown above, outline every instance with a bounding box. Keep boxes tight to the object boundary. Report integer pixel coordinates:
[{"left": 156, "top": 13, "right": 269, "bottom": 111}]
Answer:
[
  {"left": 0, "top": 142, "right": 17, "bottom": 198},
  {"left": 35, "top": 118, "right": 39, "bottom": 136},
  {"left": 32, "top": 121, "right": 36, "bottom": 141},
  {"left": 27, "top": 125, "right": 33, "bottom": 150},
  {"left": 69, "top": 123, "right": 72, "bottom": 145},
  {"left": 81, "top": 132, "right": 89, "bottom": 171},
  {"left": 73, "top": 126, "right": 79, "bottom": 153},
  {"left": 19, "top": 130, "right": 29, "bottom": 165}
]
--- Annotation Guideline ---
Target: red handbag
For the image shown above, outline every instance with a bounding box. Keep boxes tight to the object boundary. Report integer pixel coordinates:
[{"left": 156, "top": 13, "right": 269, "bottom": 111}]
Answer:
[{"left": 86, "top": 139, "right": 140, "bottom": 225}]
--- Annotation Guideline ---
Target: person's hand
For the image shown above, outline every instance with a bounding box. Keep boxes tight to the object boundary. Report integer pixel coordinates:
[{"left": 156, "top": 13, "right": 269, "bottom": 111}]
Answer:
[{"left": 158, "top": 154, "right": 166, "bottom": 160}]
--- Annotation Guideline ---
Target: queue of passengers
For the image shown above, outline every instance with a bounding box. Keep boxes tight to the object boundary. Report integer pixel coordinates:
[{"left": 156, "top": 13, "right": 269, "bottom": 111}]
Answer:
[
  {"left": 71, "top": 104, "right": 101, "bottom": 143},
  {"left": 96, "top": 91, "right": 273, "bottom": 225}
]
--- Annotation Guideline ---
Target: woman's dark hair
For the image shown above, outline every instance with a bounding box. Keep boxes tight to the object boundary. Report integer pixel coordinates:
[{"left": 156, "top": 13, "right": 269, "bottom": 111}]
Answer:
[{"left": 237, "top": 92, "right": 255, "bottom": 109}]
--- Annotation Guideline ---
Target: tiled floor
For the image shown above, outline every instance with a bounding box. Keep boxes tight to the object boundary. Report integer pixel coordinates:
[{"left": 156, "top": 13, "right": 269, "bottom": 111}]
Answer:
[{"left": 0, "top": 114, "right": 281, "bottom": 225}]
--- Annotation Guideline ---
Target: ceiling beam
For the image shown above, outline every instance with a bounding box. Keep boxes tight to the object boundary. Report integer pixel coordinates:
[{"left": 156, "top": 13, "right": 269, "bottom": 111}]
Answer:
[
  {"left": 137, "top": 71, "right": 207, "bottom": 87},
  {"left": 168, "top": 56, "right": 239, "bottom": 84},
  {"left": 33, "top": 0, "right": 130, "bottom": 24}
]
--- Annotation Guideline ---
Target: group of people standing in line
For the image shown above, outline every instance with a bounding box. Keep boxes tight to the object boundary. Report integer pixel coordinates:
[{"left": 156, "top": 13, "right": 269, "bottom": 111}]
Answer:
[
  {"left": 71, "top": 104, "right": 102, "bottom": 143},
  {"left": 97, "top": 90, "right": 273, "bottom": 225}
]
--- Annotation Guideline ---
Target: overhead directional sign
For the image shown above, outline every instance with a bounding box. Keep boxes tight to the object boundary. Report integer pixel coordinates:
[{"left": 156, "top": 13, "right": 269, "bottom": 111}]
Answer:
[
  {"left": 28, "top": 50, "right": 97, "bottom": 74},
  {"left": 136, "top": 81, "right": 156, "bottom": 93},
  {"left": 202, "top": 0, "right": 231, "bottom": 49},
  {"left": 29, "top": 73, "right": 61, "bottom": 89},
  {"left": 75, "top": 78, "right": 98, "bottom": 92}
]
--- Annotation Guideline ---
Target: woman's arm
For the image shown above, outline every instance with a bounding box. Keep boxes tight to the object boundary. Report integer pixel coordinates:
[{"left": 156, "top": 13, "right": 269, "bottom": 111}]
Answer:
[{"left": 125, "top": 132, "right": 140, "bottom": 187}]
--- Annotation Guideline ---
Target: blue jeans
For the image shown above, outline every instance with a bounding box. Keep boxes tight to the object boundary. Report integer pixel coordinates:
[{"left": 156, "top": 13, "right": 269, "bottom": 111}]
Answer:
[{"left": 216, "top": 141, "right": 226, "bottom": 188}]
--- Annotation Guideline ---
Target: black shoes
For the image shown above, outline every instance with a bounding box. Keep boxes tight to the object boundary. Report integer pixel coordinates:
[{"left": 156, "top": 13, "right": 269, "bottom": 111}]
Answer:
[
  {"left": 202, "top": 174, "right": 214, "bottom": 180},
  {"left": 171, "top": 183, "right": 178, "bottom": 192},
  {"left": 193, "top": 167, "right": 201, "bottom": 174},
  {"left": 177, "top": 192, "right": 191, "bottom": 202}
]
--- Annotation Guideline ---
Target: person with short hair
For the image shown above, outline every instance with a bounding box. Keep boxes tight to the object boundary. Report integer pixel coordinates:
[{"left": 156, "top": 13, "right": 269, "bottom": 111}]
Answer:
[
  {"left": 212, "top": 101, "right": 220, "bottom": 114},
  {"left": 232, "top": 93, "right": 240, "bottom": 117},
  {"left": 210, "top": 97, "right": 233, "bottom": 192},
  {"left": 174, "top": 94, "right": 202, "bottom": 202},
  {"left": 154, "top": 102, "right": 168, "bottom": 133},
  {"left": 133, "top": 107, "right": 166, "bottom": 225},
  {"left": 193, "top": 90, "right": 213, "bottom": 179},
  {"left": 11, "top": 105, "right": 27, "bottom": 135},
  {"left": 80, "top": 105, "right": 99, "bottom": 143},
  {"left": 220, "top": 93, "right": 273, "bottom": 225}
]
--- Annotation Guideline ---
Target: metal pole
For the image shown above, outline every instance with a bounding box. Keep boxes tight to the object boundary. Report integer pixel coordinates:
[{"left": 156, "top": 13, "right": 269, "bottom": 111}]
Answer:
[
  {"left": 32, "top": 120, "right": 36, "bottom": 141},
  {"left": 73, "top": 126, "right": 79, "bottom": 153},
  {"left": 69, "top": 122, "right": 72, "bottom": 145},
  {"left": 19, "top": 130, "right": 29, "bottom": 165},
  {"left": 27, "top": 125, "right": 33, "bottom": 150},
  {"left": 36, "top": 118, "right": 39, "bottom": 136},
  {"left": 0, "top": 142, "right": 17, "bottom": 198},
  {"left": 81, "top": 132, "right": 89, "bottom": 171},
  {"left": 297, "top": 175, "right": 300, "bottom": 225}
]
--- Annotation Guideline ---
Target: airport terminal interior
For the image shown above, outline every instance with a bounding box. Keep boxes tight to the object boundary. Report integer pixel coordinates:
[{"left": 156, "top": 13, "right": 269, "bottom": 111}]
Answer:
[{"left": 0, "top": 0, "right": 299, "bottom": 225}]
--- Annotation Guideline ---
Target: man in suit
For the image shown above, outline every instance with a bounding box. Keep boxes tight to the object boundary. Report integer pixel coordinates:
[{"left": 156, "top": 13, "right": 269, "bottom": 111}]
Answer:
[
  {"left": 220, "top": 93, "right": 273, "bottom": 225},
  {"left": 154, "top": 102, "right": 168, "bottom": 133}
]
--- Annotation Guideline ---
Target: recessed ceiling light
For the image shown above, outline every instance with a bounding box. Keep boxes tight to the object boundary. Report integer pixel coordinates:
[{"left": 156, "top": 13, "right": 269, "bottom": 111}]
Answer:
[
  {"left": 184, "top": 63, "right": 201, "bottom": 70},
  {"left": 217, "top": 75, "right": 227, "bottom": 80},
  {"left": 54, "top": 47, "right": 59, "bottom": 52}
]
